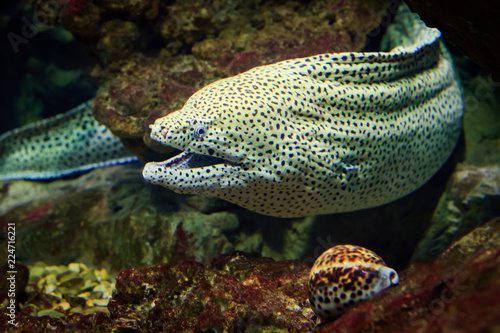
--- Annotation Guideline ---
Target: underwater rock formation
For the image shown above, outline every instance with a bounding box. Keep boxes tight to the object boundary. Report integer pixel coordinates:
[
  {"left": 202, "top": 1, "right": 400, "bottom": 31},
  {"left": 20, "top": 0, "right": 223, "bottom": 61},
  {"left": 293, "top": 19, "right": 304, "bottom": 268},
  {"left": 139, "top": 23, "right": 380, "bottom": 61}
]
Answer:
[
  {"left": 1, "top": 219, "right": 500, "bottom": 331},
  {"left": 409, "top": 62, "right": 500, "bottom": 262},
  {"left": 0, "top": 1, "right": 95, "bottom": 134},
  {"left": 412, "top": 164, "right": 500, "bottom": 261},
  {"left": 108, "top": 253, "right": 314, "bottom": 332},
  {"left": 461, "top": 72, "right": 500, "bottom": 166},
  {"left": 405, "top": 0, "right": 500, "bottom": 81}
]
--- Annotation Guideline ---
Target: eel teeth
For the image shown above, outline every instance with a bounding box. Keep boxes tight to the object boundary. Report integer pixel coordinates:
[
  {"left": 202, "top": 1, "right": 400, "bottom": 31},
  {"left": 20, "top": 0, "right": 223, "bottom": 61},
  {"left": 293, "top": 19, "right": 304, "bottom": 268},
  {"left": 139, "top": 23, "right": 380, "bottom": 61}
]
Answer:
[
  {"left": 162, "top": 151, "right": 194, "bottom": 170},
  {"left": 162, "top": 151, "right": 236, "bottom": 170}
]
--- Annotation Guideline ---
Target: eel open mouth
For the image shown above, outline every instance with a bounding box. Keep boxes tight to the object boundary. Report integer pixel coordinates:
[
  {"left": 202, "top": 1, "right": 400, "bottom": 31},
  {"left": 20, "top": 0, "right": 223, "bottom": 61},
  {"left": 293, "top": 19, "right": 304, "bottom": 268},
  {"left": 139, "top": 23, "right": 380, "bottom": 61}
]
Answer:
[{"left": 160, "top": 151, "right": 236, "bottom": 170}]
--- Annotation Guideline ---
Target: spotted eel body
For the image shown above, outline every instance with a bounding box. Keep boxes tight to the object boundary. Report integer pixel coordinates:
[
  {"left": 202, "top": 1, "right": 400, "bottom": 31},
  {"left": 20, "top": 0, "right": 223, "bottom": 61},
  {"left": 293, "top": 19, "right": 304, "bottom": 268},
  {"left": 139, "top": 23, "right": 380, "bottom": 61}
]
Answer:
[
  {"left": 143, "top": 4, "right": 463, "bottom": 218},
  {"left": 0, "top": 101, "right": 136, "bottom": 180}
]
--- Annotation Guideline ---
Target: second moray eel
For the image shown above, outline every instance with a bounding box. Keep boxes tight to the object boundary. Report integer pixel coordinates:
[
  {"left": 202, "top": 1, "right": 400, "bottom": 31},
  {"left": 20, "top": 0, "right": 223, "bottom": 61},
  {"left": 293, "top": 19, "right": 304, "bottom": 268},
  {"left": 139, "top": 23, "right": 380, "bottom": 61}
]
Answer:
[{"left": 0, "top": 102, "right": 136, "bottom": 180}]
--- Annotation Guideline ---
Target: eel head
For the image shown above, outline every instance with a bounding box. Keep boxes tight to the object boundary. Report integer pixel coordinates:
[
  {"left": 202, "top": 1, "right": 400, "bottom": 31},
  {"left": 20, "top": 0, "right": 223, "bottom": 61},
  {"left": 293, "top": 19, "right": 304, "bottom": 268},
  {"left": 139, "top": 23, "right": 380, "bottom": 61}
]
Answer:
[{"left": 142, "top": 71, "right": 300, "bottom": 198}]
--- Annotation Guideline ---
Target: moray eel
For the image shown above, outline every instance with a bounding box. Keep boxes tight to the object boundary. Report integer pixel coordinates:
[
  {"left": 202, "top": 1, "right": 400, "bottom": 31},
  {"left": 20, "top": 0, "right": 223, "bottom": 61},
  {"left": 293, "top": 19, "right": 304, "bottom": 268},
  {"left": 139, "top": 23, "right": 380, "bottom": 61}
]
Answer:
[
  {"left": 143, "top": 4, "right": 463, "bottom": 218},
  {"left": 0, "top": 101, "right": 137, "bottom": 180}
]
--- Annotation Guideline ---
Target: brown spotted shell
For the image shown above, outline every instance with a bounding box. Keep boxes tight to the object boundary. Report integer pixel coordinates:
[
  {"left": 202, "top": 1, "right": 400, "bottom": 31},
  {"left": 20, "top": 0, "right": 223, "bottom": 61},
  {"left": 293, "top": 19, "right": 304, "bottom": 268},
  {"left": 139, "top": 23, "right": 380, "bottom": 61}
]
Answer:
[{"left": 308, "top": 244, "right": 399, "bottom": 321}]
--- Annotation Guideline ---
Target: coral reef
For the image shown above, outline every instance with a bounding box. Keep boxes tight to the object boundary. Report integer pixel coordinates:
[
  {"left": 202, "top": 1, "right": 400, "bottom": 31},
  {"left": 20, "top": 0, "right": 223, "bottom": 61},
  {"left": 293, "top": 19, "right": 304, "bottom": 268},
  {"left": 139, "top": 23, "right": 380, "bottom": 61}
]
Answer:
[
  {"left": 1, "top": 219, "right": 500, "bottom": 332},
  {"left": 108, "top": 253, "right": 313, "bottom": 332}
]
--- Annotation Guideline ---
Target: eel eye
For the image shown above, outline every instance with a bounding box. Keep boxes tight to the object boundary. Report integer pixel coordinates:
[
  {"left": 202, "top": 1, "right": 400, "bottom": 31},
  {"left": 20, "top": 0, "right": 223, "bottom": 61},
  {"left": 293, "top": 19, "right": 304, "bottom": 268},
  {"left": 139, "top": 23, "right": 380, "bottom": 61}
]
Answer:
[{"left": 194, "top": 124, "right": 207, "bottom": 139}]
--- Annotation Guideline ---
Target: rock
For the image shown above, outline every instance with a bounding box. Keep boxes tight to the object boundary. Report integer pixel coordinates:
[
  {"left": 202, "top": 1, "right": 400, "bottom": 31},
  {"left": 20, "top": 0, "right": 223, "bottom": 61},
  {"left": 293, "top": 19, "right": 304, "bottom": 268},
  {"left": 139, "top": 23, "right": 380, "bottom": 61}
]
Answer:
[
  {"left": 68, "top": 263, "right": 86, "bottom": 273},
  {"left": 56, "top": 271, "right": 79, "bottom": 283},
  {"left": 0, "top": 253, "right": 314, "bottom": 331},
  {"left": 55, "top": 302, "right": 71, "bottom": 311},
  {"left": 1, "top": 220, "right": 500, "bottom": 331},
  {"left": 57, "top": 277, "right": 85, "bottom": 294},
  {"left": 36, "top": 309, "right": 66, "bottom": 319},
  {"left": 405, "top": 0, "right": 500, "bottom": 81},
  {"left": 0, "top": 261, "right": 115, "bottom": 330},
  {"left": 92, "top": 299, "right": 110, "bottom": 307},
  {"left": 461, "top": 73, "right": 500, "bottom": 166},
  {"left": 412, "top": 164, "right": 500, "bottom": 262},
  {"left": 79, "top": 269, "right": 98, "bottom": 285},
  {"left": 108, "top": 252, "right": 314, "bottom": 332}
]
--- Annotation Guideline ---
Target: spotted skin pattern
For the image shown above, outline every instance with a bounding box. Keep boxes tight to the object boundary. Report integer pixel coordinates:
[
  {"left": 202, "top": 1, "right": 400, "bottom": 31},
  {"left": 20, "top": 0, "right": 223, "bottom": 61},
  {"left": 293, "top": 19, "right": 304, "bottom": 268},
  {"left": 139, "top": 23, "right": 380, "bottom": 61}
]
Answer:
[
  {"left": 308, "top": 245, "right": 399, "bottom": 320},
  {"left": 143, "top": 5, "right": 463, "bottom": 218},
  {"left": 0, "top": 101, "right": 137, "bottom": 180}
]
